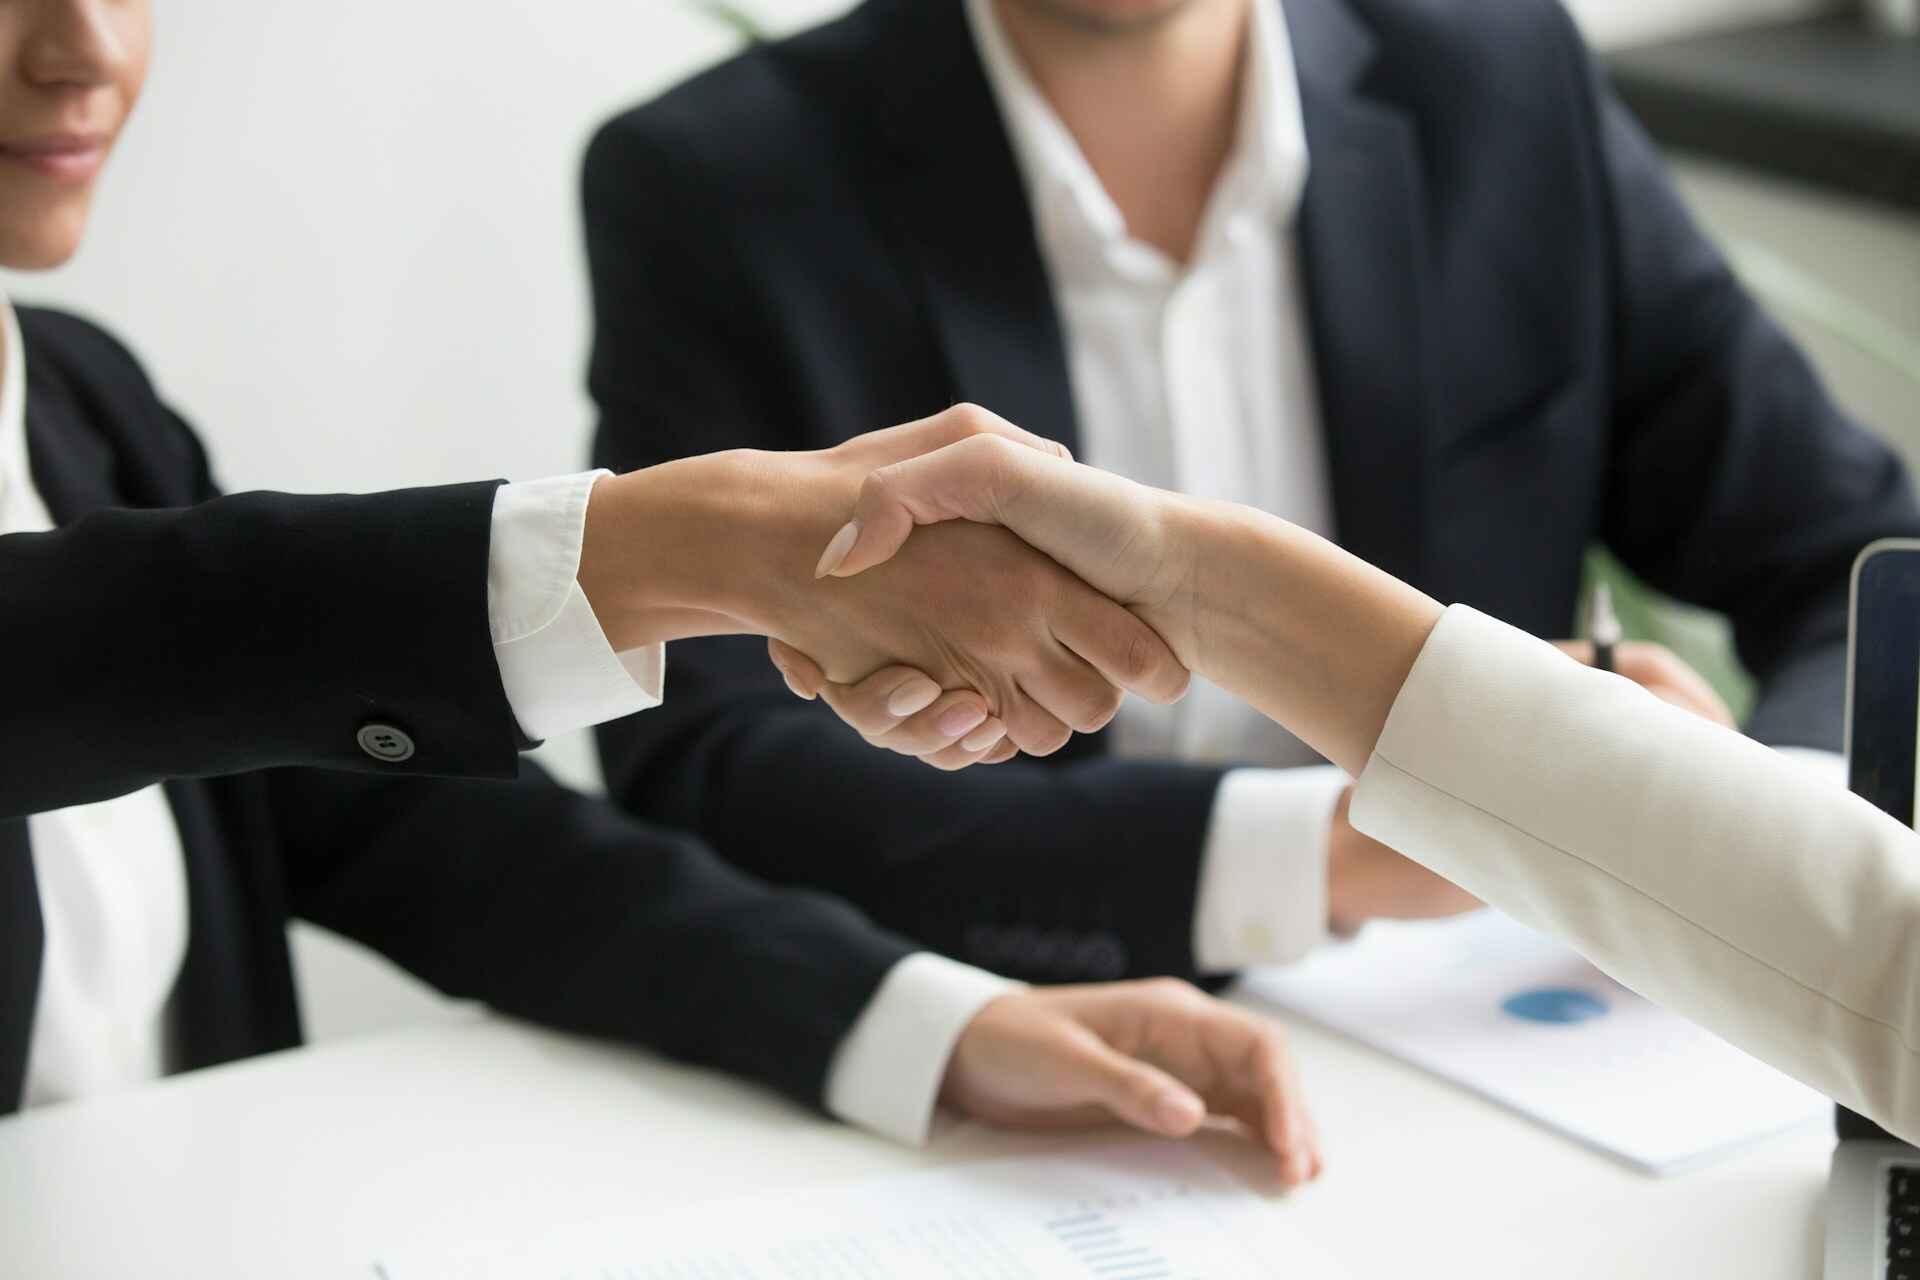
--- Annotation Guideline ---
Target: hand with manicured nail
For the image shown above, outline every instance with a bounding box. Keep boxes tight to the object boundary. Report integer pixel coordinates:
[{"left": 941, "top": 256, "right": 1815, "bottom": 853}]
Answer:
[
  {"left": 768, "top": 640, "right": 1019, "bottom": 769},
  {"left": 579, "top": 403, "right": 1190, "bottom": 760},
  {"left": 941, "top": 980, "right": 1324, "bottom": 1188}
]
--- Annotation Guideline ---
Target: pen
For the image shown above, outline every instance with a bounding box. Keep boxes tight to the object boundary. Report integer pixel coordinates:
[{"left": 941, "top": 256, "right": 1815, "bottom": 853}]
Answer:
[{"left": 1587, "top": 580, "right": 1621, "bottom": 674}]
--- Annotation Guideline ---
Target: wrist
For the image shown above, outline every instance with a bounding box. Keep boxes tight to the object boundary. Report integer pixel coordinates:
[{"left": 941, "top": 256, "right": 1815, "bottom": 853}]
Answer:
[
  {"left": 1131, "top": 492, "right": 1220, "bottom": 671},
  {"left": 578, "top": 451, "right": 843, "bottom": 650}
]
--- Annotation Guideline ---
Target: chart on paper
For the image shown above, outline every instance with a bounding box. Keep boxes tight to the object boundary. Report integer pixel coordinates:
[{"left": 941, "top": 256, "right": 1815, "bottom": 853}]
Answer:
[{"left": 375, "top": 1138, "right": 1346, "bottom": 1279}]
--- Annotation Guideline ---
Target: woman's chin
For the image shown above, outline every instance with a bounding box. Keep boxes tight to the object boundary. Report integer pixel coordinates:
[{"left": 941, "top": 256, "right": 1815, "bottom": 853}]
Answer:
[{"left": 0, "top": 207, "right": 89, "bottom": 272}]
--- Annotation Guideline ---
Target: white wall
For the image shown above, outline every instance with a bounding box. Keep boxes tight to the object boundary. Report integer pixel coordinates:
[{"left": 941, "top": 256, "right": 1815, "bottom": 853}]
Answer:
[{"left": 0, "top": 0, "right": 1877, "bottom": 1044}]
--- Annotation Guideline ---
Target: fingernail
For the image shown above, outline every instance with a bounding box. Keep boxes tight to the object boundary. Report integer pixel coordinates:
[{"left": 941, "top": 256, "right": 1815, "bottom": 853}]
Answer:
[
  {"left": 1156, "top": 1091, "right": 1204, "bottom": 1133},
  {"left": 960, "top": 724, "right": 1003, "bottom": 752},
  {"left": 813, "top": 520, "right": 860, "bottom": 579},
  {"left": 886, "top": 678, "right": 941, "bottom": 718},
  {"left": 1285, "top": 1150, "right": 1311, "bottom": 1186},
  {"left": 938, "top": 704, "right": 988, "bottom": 737},
  {"left": 776, "top": 667, "right": 814, "bottom": 701}
]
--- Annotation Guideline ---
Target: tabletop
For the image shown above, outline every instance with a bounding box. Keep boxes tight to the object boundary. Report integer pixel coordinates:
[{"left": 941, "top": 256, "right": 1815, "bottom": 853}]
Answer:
[{"left": 0, "top": 993, "right": 1840, "bottom": 1278}]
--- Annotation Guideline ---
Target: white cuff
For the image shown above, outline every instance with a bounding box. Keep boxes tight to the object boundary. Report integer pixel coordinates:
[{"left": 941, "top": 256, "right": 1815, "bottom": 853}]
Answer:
[
  {"left": 1191, "top": 766, "right": 1346, "bottom": 970},
  {"left": 488, "top": 472, "right": 664, "bottom": 741},
  {"left": 824, "top": 953, "right": 1021, "bottom": 1147}
]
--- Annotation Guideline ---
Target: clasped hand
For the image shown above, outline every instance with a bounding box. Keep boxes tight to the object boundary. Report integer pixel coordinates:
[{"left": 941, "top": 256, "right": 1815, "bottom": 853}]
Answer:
[{"left": 580, "top": 403, "right": 1190, "bottom": 762}]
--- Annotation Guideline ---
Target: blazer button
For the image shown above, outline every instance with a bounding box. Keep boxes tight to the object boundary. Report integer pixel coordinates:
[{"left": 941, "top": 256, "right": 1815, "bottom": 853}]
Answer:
[{"left": 356, "top": 722, "right": 416, "bottom": 763}]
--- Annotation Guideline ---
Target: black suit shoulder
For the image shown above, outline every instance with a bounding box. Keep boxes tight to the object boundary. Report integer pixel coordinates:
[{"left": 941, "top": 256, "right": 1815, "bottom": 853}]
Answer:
[
  {"left": 593, "top": 13, "right": 862, "bottom": 163},
  {"left": 14, "top": 303, "right": 210, "bottom": 504}
]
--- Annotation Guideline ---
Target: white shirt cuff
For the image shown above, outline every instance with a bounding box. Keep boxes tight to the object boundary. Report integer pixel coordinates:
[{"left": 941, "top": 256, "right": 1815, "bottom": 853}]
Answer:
[
  {"left": 823, "top": 953, "right": 1021, "bottom": 1147},
  {"left": 1191, "top": 766, "right": 1347, "bottom": 970},
  {"left": 488, "top": 471, "right": 664, "bottom": 742}
]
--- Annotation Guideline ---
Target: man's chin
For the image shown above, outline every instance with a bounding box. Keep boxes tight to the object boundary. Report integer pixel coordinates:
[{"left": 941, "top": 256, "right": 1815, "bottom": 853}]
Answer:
[{"left": 1004, "top": 0, "right": 1203, "bottom": 37}]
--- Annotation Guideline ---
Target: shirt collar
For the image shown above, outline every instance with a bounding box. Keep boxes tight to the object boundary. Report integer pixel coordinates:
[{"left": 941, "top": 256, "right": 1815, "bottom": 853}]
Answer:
[
  {"left": 964, "top": 0, "right": 1311, "bottom": 255},
  {"left": 0, "top": 294, "right": 27, "bottom": 514}
]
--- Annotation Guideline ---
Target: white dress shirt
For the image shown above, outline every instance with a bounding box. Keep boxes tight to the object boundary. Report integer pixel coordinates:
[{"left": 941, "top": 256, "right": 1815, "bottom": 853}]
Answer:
[{"left": 966, "top": 0, "right": 1345, "bottom": 971}]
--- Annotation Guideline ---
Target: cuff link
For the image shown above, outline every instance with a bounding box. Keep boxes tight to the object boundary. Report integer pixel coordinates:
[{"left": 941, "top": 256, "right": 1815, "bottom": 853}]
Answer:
[{"left": 356, "top": 722, "right": 416, "bottom": 763}]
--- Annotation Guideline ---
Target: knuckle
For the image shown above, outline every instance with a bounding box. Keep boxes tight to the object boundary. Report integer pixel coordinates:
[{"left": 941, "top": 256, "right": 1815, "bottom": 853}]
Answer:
[
  {"left": 1120, "top": 628, "right": 1158, "bottom": 686},
  {"left": 948, "top": 402, "right": 993, "bottom": 438},
  {"left": 1148, "top": 976, "right": 1200, "bottom": 1003}
]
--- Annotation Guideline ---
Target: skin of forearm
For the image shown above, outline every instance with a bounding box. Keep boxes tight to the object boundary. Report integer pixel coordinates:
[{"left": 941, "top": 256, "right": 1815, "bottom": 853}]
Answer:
[
  {"left": 1149, "top": 497, "right": 1444, "bottom": 777},
  {"left": 578, "top": 450, "right": 838, "bottom": 652}
]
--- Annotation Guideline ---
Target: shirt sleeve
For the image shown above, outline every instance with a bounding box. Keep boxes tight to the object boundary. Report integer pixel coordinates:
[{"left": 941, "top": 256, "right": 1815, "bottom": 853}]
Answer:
[
  {"left": 1348, "top": 603, "right": 1920, "bottom": 1144},
  {"left": 488, "top": 471, "right": 664, "bottom": 742},
  {"left": 1191, "top": 766, "right": 1346, "bottom": 970},
  {"left": 823, "top": 952, "right": 1022, "bottom": 1146}
]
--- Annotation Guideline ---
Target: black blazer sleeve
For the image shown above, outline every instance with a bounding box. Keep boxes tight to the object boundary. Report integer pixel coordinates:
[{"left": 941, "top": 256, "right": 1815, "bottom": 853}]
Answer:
[
  {"left": 1, "top": 314, "right": 526, "bottom": 818},
  {"left": 270, "top": 760, "right": 916, "bottom": 1110},
  {"left": 582, "top": 119, "right": 1230, "bottom": 986},
  {"left": 1576, "top": 38, "right": 1920, "bottom": 751}
]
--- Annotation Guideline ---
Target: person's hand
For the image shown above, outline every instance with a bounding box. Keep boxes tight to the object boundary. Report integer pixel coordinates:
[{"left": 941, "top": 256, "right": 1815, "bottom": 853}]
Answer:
[
  {"left": 1551, "top": 639, "right": 1737, "bottom": 727},
  {"left": 1326, "top": 785, "right": 1481, "bottom": 935},
  {"left": 773, "top": 427, "right": 1192, "bottom": 764},
  {"left": 941, "top": 979, "right": 1324, "bottom": 1188},
  {"left": 766, "top": 642, "right": 1020, "bottom": 769},
  {"left": 804, "top": 426, "right": 1448, "bottom": 778},
  {"left": 577, "top": 405, "right": 1190, "bottom": 758}
]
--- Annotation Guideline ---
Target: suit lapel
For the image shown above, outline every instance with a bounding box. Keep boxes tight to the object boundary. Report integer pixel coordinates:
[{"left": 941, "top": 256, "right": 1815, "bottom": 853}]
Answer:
[
  {"left": 858, "top": 0, "right": 1081, "bottom": 454},
  {"left": 1286, "top": 0, "right": 1435, "bottom": 586},
  {"left": 0, "top": 821, "right": 42, "bottom": 1113}
]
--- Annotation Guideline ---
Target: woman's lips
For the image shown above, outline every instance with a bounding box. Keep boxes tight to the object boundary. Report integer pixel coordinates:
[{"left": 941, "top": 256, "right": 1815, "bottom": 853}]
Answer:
[{"left": 0, "top": 134, "right": 107, "bottom": 182}]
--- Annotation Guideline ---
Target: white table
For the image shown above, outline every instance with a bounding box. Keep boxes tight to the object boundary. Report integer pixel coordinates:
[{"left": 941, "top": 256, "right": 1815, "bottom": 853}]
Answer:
[{"left": 0, "top": 1005, "right": 1836, "bottom": 1278}]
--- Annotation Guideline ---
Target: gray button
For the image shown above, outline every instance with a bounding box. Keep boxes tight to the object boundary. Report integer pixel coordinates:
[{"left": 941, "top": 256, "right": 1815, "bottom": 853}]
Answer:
[{"left": 356, "top": 723, "right": 415, "bottom": 763}]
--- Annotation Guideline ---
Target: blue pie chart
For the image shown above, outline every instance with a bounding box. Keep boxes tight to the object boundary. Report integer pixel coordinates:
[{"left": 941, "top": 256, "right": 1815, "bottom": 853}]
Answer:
[{"left": 1501, "top": 987, "right": 1609, "bottom": 1025}]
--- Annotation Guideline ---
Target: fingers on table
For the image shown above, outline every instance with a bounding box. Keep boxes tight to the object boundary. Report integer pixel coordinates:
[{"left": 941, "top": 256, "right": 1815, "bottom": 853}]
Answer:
[
  {"left": 1130, "top": 982, "right": 1322, "bottom": 1187},
  {"left": 1210, "top": 1008, "right": 1320, "bottom": 1186},
  {"left": 1073, "top": 1034, "right": 1208, "bottom": 1140}
]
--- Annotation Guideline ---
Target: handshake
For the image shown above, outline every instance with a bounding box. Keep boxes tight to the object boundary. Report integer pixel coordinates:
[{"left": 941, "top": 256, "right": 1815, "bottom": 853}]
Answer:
[
  {"left": 580, "top": 404, "right": 1200, "bottom": 765},
  {"left": 575, "top": 403, "right": 1743, "bottom": 1180},
  {"left": 581, "top": 402, "right": 1730, "bottom": 776}
]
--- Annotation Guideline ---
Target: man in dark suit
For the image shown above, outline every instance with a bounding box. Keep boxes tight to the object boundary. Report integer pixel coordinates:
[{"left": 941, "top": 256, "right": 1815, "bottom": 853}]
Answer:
[
  {"left": 584, "top": 0, "right": 1920, "bottom": 998},
  {"left": 0, "top": 0, "right": 1332, "bottom": 1183}
]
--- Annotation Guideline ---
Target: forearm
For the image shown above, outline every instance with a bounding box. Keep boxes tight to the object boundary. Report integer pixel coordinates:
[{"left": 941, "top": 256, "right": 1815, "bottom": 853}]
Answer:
[
  {"left": 600, "top": 691, "right": 1225, "bottom": 982},
  {"left": 0, "top": 483, "right": 520, "bottom": 815},
  {"left": 1348, "top": 605, "right": 1920, "bottom": 1142},
  {"left": 578, "top": 450, "right": 832, "bottom": 652},
  {"left": 277, "top": 761, "right": 915, "bottom": 1111},
  {"left": 1152, "top": 499, "right": 1444, "bottom": 777}
]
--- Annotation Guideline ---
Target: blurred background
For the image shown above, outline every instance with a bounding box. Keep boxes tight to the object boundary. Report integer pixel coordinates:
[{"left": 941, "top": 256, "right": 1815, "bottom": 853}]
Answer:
[{"left": 5, "top": 0, "right": 1913, "bottom": 1043}]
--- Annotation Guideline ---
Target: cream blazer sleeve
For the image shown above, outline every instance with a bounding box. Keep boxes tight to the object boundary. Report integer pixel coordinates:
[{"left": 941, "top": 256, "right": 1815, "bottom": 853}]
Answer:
[{"left": 1349, "top": 605, "right": 1920, "bottom": 1142}]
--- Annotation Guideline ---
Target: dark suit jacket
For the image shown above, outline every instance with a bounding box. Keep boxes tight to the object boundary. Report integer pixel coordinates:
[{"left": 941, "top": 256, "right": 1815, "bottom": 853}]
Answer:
[
  {"left": 581, "top": 0, "right": 1920, "bottom": 986},
  {"left": 0, "top": 305, "right": 915, "bottom": 1115}
]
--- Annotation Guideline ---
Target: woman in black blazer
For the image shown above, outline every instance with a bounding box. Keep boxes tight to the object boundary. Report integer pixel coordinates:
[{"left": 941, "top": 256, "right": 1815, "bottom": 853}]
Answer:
[{"left": 0, "top": 0, "right": 1326, "bottom": 1183}]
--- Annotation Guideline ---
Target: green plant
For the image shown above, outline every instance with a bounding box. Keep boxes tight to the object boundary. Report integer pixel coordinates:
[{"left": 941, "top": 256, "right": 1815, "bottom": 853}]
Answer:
[{"left": 686, "top": 0, "right": 766, "bottom": 42}]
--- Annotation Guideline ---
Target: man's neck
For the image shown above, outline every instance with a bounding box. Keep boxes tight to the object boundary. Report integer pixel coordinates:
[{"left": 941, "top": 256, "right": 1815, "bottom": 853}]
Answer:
[{"left": 995, "top": 0, "right": 1252, "bottom": 264}]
